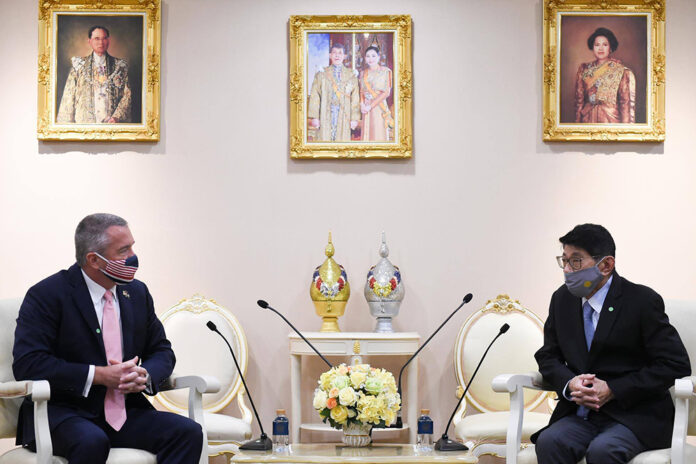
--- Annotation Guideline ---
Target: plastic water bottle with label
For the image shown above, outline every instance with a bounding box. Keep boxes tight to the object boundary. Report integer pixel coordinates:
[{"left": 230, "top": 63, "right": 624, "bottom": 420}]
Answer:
[
  {"left": 272, "top": 409, "right": 289, "bottom": 451},
  {"left": 417, "top": 408, "right": 434, "bottom": 451}
]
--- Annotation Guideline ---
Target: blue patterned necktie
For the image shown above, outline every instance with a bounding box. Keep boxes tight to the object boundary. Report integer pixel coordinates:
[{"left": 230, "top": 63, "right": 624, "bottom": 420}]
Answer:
[{"left": 577, "top": 301, "right": 595, "bottom": 419}]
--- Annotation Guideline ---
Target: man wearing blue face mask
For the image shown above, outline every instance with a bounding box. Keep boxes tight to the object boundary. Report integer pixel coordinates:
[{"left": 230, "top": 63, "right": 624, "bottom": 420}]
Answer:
[
  {"left": 532, "top": 223, "right": 690, "bottom": 464},
  {"left": 12, "top": 213, "right": 203, "bottom": 464}
]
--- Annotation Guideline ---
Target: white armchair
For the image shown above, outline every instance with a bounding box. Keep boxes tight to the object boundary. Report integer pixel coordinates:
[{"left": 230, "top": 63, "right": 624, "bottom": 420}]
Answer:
[
  {"left": 452, "top": 295, "right": 553, "bottom": 458},
  {"left": 156, "top": 295, "right": 253, "bottom": 459},
  {"left": 0, "top": 298, "right": 219, "bottom": 464},
  {"left": 493, "top": 299, "right": 696, "bottom": 464}
]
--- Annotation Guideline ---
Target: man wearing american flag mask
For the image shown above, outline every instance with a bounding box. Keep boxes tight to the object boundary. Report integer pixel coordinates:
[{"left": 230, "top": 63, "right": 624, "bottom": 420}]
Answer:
[{"left": 12, "top": 213, "right": 203, "bottom": 464}]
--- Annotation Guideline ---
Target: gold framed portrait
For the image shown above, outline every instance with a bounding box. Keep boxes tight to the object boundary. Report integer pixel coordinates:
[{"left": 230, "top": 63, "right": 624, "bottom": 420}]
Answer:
[
  {"left": 37, "top": 0, "right": 161, "bottom": 141},
  {"left": 289, "top": 15, "right": 412, "bottom": 159},
  {"left": 542, "top": 0, "right": 665, "bottom": 142}
]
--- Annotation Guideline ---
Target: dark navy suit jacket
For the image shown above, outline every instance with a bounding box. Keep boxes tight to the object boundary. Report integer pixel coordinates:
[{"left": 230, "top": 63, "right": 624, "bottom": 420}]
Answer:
[
  {"left": 532, "top": 273, "right": 691, "bottom": 450},
  {"left": 12, "top": 263, "right": 175, "bottom": 445}
]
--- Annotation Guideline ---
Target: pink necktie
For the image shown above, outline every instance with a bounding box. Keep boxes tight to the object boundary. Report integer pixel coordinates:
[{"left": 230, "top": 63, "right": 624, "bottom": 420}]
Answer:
[{"left": 103, "top": 290, "right": 126, "bottom": 431}]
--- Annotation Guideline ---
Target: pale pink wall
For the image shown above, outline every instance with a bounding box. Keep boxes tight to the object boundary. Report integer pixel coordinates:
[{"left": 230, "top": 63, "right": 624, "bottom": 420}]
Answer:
[{"left": 2, "top": 0, "right": 696, "bottom": 460}]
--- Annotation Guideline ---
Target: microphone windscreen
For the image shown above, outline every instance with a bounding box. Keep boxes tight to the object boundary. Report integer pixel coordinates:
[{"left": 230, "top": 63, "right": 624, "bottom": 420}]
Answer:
[
  {"left": 463, "top": 293, "right": 473, "bottom": 304},
  {"left": 206, "top": 321, "right": 217, "bottom": 331},
  {"left": 257, "top": 300, "right": 269, "bottom": 309},
  {"left": 500, "top": 323, "right": 510, "bottom": 334}
]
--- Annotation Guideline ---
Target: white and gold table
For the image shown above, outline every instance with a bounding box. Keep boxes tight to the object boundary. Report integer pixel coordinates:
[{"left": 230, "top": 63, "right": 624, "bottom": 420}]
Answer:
[
  {"left": 231, "top": 444, "right": 478, "bottom": 463},
  {"left": 289, "top": 332, "right": 420, "bottom": 443}
]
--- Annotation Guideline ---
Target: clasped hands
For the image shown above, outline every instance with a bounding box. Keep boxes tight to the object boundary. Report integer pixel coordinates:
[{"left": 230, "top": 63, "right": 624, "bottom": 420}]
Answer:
[
  {"left": 568, "top": 373, "right": 614, "bottom": 411},
  {"left": 95, "top": 356, "right": 148, "bottom": 394}
]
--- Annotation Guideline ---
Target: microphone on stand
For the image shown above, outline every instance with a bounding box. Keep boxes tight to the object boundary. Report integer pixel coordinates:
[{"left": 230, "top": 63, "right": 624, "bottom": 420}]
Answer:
[
  {"left": 390, "top": 293, "right": 474, "bottom": 429},
  {"left": 434, "top": 323, "right": 510, "bottom": 451},
  {"left": 257, "top": 300, "right": 332, "bottom": 368},
  {"left": 206, "top": 321, "right": 272, "bottom": 451}
]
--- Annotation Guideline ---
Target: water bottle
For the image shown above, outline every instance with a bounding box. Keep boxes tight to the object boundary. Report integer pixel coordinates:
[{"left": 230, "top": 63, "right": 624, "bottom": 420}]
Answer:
[
  {"left": 417, "top": 408, "right": 433, "bottom": 451},
  {"left": 272, "top": 409, "right": 289, "bottom": 450}
]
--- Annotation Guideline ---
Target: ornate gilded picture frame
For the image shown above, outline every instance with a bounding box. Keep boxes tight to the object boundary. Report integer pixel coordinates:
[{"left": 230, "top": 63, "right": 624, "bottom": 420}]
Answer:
[
  {"left": 542, "top": 0, "right": 665, "bottom": 142},
  {"left": 289, "top": 15, "right": 412, "bottom": 159},
  {"left": 38, "top": 0, "right": 161, "bottom": 141}
]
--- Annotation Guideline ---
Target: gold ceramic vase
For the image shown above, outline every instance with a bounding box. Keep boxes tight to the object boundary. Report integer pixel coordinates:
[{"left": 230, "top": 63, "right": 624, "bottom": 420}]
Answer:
[{"left": 310, "top": 233, "right": 350, "bottom": 332}]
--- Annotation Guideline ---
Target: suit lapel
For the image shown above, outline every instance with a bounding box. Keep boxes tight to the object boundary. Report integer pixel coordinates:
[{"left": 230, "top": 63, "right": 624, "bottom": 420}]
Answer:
[
  {"left": 68, "top": 264, "right": 106, "bottom": 360},
  {"left": 588, "top": 274, "right": 622, "bottom": 365},
  {"left": 117, "top": 287, "right": 134, "bottom": 360}
]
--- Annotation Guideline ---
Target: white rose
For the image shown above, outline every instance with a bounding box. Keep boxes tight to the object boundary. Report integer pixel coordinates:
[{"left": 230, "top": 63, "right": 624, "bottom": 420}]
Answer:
[
  {"left": 338, "top": 387, "right": 357, "bottom": 407},
  {"left": 313, "top": 389, "right": 328, "bottom": 410}
]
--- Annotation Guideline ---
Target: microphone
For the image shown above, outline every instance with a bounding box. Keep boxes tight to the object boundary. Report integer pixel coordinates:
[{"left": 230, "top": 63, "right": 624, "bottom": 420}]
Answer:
[
  {"left": 257, "top": 300, "right": 332, "bottom": 368},
  {"left": 434, "top": 323, "right": 510, "bottom": 451},
  {"left": 206, "top": 321, "right": 272, "bottom": 450},
  {"left": 390, "top": 293, "right": 474, "bottom": 429}
]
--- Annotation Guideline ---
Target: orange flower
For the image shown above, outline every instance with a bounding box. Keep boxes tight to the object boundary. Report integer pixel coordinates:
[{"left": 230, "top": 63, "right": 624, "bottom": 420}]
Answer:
[{"left": 327, "top": 397, "right": 338, "bottom": 409}]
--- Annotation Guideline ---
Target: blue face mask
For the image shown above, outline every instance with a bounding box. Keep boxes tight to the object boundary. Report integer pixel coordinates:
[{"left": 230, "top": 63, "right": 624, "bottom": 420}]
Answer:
[{"left": 564, "top": 257, "right": 606, "bottom": 298}]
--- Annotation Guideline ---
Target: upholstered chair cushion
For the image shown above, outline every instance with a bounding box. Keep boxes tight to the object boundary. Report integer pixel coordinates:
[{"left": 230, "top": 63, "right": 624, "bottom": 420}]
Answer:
[
  {"left": 454, "top": 410, "right": 550, "bottom": 442},
  {"left": 203, "top": 412, "right": 251, "bottom": 441},
  {"left": 516, "top": 444, "right": 696, "bottom": 464},
  {"left": 0, "top": 447, "right": 157, "bottom": 464}
]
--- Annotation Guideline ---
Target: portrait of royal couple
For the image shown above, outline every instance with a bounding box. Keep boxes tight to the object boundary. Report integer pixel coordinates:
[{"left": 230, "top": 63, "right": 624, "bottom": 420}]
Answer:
[{"left": 307, "top": 41, "right": 394, "bottom": 143}]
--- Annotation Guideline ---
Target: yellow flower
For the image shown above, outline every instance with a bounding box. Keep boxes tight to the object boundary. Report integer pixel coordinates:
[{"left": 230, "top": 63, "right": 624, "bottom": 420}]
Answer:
[
  {"left": 338, "top": 387, "right": 357, "bottom": 406},
  {"left": 350, "top": 372, "right": 367, "bottom": 389},
  {"left": 337, "top": 364, "right": 348, "bottom": 375},
  {"left": 330, "top": 405, "right": 349, "bottom": 424},
  {"left": 329, "top": 387, "right": 339, "bottom": 398}
]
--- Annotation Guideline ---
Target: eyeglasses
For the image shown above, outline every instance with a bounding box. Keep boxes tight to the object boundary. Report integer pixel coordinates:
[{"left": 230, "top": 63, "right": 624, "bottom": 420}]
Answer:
[{"left": 555, "top": 255, "right": 601, "bottom": 271}]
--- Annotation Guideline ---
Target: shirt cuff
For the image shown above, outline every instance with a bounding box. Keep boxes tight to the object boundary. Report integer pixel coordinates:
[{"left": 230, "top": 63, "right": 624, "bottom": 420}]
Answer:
[
  {"left": 83, "top": 365, "right": 95, "bottom": 397},
  {"left": 144, "top": 373, "right": 153, "bottom": 395},
  {"left": 563, "top": 380, "right": 573, "bottom": 400}
]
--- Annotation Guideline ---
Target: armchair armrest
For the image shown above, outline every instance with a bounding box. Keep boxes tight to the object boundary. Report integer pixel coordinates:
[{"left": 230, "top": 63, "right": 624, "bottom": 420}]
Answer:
[
  {"left": 161, "top": 374, "right": 220, "bottom": 464},
  {"left": 492, "top": 372, "right": 550, "bottom": 464},
  {"left": 671, "top": 376, "right": 695, "bottom": 464},
  {"left": 0, "top": 380, "right": 53, "bottom": 464}
]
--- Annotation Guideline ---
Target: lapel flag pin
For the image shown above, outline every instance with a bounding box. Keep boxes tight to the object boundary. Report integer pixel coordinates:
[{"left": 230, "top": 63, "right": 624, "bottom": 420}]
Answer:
[
  {"left": 96, "top": 328, "right": 101, "bottom": 334},
  {"left": 608, "top": 306, "right": 614, "bottom": 312},
  {"left": 122, "top": 290, "right": 130, "bottom": 298}
]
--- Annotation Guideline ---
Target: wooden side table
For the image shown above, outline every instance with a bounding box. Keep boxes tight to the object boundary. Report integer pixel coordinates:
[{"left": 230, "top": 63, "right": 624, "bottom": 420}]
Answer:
[
  {"left": 289, "top": 332, "right": 420, "bottom": 443},
  {"left": 232, "top": 443, "right": 478, "bottom": 463}
]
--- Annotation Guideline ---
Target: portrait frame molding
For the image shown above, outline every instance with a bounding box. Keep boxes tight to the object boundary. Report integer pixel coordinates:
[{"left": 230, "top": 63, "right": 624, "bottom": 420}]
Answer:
[
  {"left": 289, "top": 15, "right": 413, "bottom": 159},
  {"left": 542, "top": 0, "right": 665, "bottom": 142},
  {"left": 37, "top": 0, "right": 161, "bottom": 141}
]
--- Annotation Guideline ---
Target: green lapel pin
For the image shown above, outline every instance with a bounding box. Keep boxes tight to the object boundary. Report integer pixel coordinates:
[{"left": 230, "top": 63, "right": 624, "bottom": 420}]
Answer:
[
  {"left": 608, "top": 306, "right": 614, "bottom": 312},
  {"left": 96, "top": 328, "right": 101, "bottom": 334}
]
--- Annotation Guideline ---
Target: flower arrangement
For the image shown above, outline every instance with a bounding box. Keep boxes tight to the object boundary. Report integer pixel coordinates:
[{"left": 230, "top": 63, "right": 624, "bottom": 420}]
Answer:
[{"left": 312, "top": 363, "right": 401, "bottom": 429}]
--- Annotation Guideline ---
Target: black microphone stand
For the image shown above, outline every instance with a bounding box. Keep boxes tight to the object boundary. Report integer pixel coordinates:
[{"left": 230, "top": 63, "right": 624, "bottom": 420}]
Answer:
[
  {"left": 257, "top": 300, "right": 332, "bottom": 368},
  {"left": 206, "top": 321, "right": 273, "bottom": 451},
  {"left": 391, "top": 293, "right": 474, "bottom": 429},
  {"left": 434, "top": 323, "right": 510, "bottom": 451}
]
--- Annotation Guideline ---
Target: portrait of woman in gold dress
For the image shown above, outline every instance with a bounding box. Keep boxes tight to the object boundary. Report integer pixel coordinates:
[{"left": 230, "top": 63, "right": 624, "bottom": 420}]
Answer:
[
  {"left": 575, "top": 27, "right": 635, "bottom": 124},
  {"left": 359, "top": 46, "right": 394, "bottom": 142}
]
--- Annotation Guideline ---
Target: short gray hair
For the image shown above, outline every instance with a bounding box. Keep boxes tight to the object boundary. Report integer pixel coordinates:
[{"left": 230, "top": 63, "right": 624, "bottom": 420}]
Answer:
[{"left": 75, "top": 213, "right": 128, "bottom": 266}]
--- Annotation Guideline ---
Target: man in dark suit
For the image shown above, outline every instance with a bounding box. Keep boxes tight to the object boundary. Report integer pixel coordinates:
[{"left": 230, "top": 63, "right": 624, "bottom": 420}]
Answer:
[
  {"left": 533, "top": 223, "right": 690, "bottom": 464},
  {"left": 13, "top": 213, "right": 203, "bottom": 464}
]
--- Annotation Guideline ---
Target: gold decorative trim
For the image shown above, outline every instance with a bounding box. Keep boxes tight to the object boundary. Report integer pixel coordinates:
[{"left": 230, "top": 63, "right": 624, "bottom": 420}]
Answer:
[
  {"left": 288, "top": 15, "right": 413, "bottom": 159},
  {"left": 37, "top": 0, "right": 161, "bottom": 141},
  {"left": 542, "top": 0, "right": 665, "bottom": 142},
  {"left": 481, "top": 294, "right": 527, "bottom": 315},
  {"left": 353, "top": 340, "right": 361, "bottom": 354}
]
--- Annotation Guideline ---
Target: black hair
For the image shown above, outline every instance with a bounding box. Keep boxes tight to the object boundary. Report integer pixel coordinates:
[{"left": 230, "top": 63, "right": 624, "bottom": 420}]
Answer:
[
  {"left": 587, "top": 27, "right": 618, "bottom": 52},
  {"left": 364, "top": 46, "right": 380, "bottom": 56},
  {"left": 559, "top": 223, "right": 616, "bottom": 258},
  {"left": 330, "top": 42, "right": 347, "bottom": 54},
  {"left": 88, "top": 26, "right": 110, "bottom": 39}
]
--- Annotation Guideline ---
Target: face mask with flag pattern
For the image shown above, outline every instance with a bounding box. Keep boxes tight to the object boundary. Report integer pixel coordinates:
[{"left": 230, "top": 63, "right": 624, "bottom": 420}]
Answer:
[{"left": 94, "top": 252, "right": 139, "bottom": 285}]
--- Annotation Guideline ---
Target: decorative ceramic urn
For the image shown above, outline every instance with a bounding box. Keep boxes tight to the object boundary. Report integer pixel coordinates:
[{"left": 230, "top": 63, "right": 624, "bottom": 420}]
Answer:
[
  {"left": 364, "top": 232, "right": 404, "bottom": 333},
  {"left": 310, "top": 233, "right": 350, "bottom": 332}
]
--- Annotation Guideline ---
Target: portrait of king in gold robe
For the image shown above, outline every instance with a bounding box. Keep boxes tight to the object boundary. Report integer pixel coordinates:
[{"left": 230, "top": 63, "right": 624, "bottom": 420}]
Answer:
[
  {"left": 57, "top": 25, "right": 132, "bottom": 124},
  {"left": 307, "top": 42, "right": 360, "bottom": 142}
]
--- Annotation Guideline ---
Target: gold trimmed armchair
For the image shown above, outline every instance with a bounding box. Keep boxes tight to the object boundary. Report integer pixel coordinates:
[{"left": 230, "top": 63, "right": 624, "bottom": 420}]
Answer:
[
  {"left": 0, "top": 298, "right": 218, "bottom": 464},
  {"left": 452, "top": 294, "right": 553, "bottom": 459},
  {"left": 156, "top": 295, "right": 253, "bottom": 459},
  {"left": 493, "top": 299, "right": 696, "bottom": 464}
]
